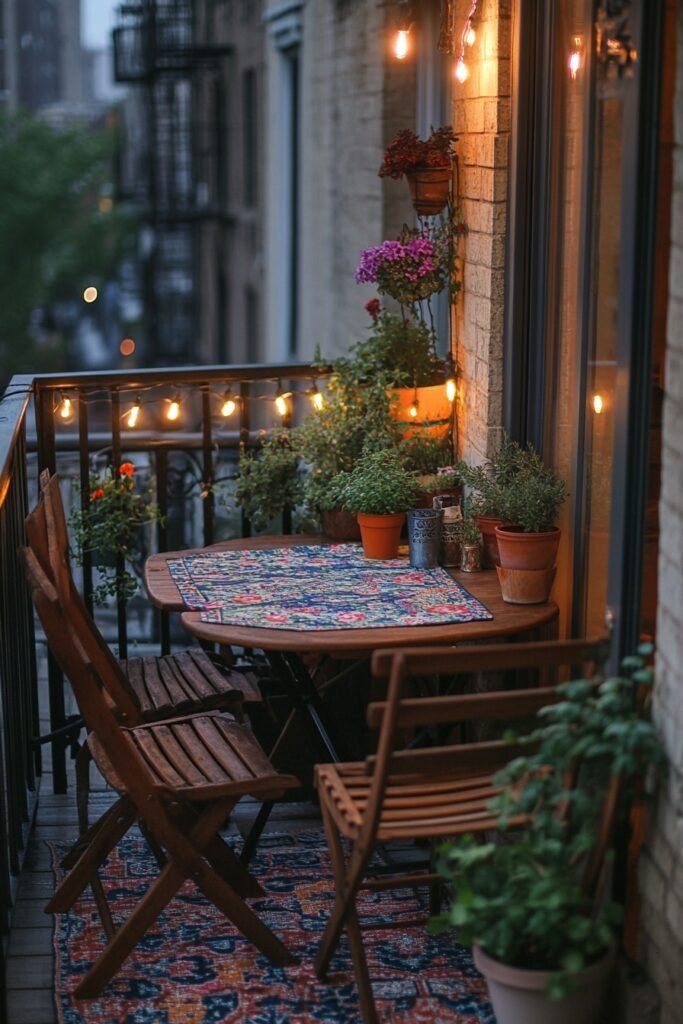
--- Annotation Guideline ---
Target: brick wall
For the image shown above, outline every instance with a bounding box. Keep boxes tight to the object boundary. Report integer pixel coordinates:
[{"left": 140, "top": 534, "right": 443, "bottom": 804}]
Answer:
[
  {"left": 451, "top": 0, "right": 511, "bottom": 464},
  {"left": 639, "top": 3, "right": 683, "bottom": 1022}
]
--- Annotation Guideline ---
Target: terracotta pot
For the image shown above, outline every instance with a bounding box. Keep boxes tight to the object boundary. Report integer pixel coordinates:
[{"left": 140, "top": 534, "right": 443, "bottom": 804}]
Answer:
[
  {"left": 495, "top": 525, "right": 561, "bottom": 571},
  {"left": 320, "top": 508, "right": 361, "bottom": 542},
  {"left": 389, "top": 383, "right": 452, "bottom": 441},
  {"left": 473, "top": 943, "right": 615, "bottom": 1024},
  {"left": 475, "top": 515, "right": 510, "bottom": 568},
  {"left": 357, "top": 512, "right": 405, "bottom": 560},
  {"left": 406, "top": 165, "right": 451, "bottom": 216},
  {"left": 496, "top": 565, "right": 556, "bottom": 604}
]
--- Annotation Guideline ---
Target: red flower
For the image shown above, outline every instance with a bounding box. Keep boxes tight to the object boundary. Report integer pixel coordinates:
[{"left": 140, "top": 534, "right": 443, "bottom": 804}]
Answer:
[
  {"left": 365, "top": 298, "right": 381, "bottom": 321},
  {"left": 90, "top": 488, "right": 105, "bottom": 501},
  {"left": 119, "top": 462, "right": 135, "bottom": 477}
]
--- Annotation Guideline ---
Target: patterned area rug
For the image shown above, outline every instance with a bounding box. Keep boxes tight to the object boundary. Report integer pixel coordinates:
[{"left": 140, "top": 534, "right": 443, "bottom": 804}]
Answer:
[
  {"left": 166, "top": 544, "right": 493, "bottom": 631},
  {"left": 52, "top": 830, "right": 495, "bottom": 1023}
]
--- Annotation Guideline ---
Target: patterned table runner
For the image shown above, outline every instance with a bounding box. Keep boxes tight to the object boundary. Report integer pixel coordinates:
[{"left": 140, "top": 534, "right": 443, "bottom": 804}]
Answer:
[{"left": 166, "top": 543, "right": 493, "bottom": 631}]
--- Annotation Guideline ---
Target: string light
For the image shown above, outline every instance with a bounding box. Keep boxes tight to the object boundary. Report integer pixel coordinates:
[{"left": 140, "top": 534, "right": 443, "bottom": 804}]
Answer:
[
  {"left": 125, "top": 396, "right": 142, "bottom": 428},
  {"left": 592, "top": 394, "right": 604, "bottom": 415},
  {"left": 82, "top": 286, "right": 98, "bottom": 303},
  {"left": 409, "top": 391, "right": 419, "bottom": 419},
  {"left": 310, "top": 384, "right": 324, "bottom": 411},
  {"left": 454, "top": 0, "right": 478, "bottom": 83},
  {"left": 274, "top": 382, "right": 291, "bottom": 417},
  {"left": 221, "top": 389, "right": 237, "bottom": 417},
  {"left": 57, "top": 393, "right": 73, "bottom": 421},
  {"left": 568, "top": 36, "right": 583, "bottom": 79},
  {"left": 166, "top": 394, "right": 181, "bottom": 421}
]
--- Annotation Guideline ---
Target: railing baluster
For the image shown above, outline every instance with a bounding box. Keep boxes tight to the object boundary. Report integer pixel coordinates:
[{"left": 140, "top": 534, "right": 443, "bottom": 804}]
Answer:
[
  {"left": 156, "top": 449, "right": 170, "bottom": 656},
  {"left": 239, "top": 381, "right": 251, "bottom": 538},
  {"left": 78, "top": 390, "right": 94, "bottom": 614},
  {"left": 110, "top": 390, "right": 128, "bottom": 660},
  {"left": 201, "top": 384, "right": 214, "bottom": 546}
]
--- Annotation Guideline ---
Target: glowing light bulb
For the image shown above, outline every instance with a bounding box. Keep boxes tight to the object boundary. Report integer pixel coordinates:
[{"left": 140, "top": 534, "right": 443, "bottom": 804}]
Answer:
[
  {"left": 455, "top": 59, "right": 469, "bottom": 83},
  {"left": 394, "top": 29, "right": 409, "bottom": 60},
  {"left": 446, "top": 378, "right": 457, "bottom": 403},
  {"left": 83, "top": 286, "right": 98, "bottom": 303},
  {"left": 275, "top": 394, "right": 288, "bottom": 417},
  {"left": 465, "top": 26, "right": 476, "bottom": 46},
  {"left": 592, "top": 394, "right": 604, "bottom": 415},
  {"left": 167, "top": 396, "right": 181, "bottom": 421},
  {"left": 126, "top": 399, "right": 141, "bottom": 428},
  {"left": 311, "top": 386, "right": 324, "bottom": 411},
  {"left": 409, "top": 394, "right": 419, "bottom": 419},
  {"left": 221, "top": 392, "right": 236, "bottom": 417},
  {"left": 58, "top": 395, "right": 73, "bottom": 420},
  {"left": 120, "top": 337, "right": 136, "bottom": 357},
  {"left": 568, "top": 50, "right": 581, "bottom": 78}
]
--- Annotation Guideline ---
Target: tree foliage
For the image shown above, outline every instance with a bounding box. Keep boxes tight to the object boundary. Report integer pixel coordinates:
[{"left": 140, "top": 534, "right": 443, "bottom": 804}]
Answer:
[{"left": 0, "top": 112, "right": 132, "bottom": 375}]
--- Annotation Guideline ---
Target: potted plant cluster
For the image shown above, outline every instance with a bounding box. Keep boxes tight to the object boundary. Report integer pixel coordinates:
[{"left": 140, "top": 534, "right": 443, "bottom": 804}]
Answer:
[
  {"left": 379, "top": 126, "right": 457, "bottom": 216},
  {"left": 433, "top": 646, "right": 665, "bottom": 1024},
  {"left": 333, "top": 447, "right": 421, "bottom": 559},
  {"left": 71, "top": 461, "right": 161, "bottom": 604}
]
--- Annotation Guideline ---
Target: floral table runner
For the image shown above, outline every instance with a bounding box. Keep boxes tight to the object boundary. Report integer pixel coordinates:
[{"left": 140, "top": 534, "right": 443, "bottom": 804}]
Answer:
[{"left": 166, "top": 544, "right": 493, "bottom": 631}]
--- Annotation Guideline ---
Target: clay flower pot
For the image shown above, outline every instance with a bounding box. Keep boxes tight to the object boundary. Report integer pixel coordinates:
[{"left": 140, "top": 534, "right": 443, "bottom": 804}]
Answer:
[
  {"left": 496, "top": 565, "right": 556, "bottom": 604},
  {"left": 320, "top": 509, "right": 361, "bottom": 542},
  {"left": 357, "top": 512, "right": 405, "bottom": 560},
  {"left": 406, "top": 165, "right": 451, "bottom": 216},
  {"left": 495, "top": 525, "right": 561, "bottom": 571},
  {"left": 475, "top": 515, "right": 510, "bottom": 568},
  {"left": 473, "top": 943, "right": 615, "bottom": 1024}
]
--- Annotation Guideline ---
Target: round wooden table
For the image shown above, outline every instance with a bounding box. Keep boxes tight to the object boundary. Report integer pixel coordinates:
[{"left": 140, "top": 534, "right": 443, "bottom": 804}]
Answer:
[{"left": 145, "top": 535, "right": 558, "bottom": 762}]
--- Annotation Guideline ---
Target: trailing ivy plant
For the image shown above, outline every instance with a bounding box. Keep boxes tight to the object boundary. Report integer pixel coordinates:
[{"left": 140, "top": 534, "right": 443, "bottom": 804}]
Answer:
[
  {"left": 234, "top": 433, "right": 309, "bottom": 534},
  {"left": 432, "top": 646, "right": 666, "bottom": 1000}
]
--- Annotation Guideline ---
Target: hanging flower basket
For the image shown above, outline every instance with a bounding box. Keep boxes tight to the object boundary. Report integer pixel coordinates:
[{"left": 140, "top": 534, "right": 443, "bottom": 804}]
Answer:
[{"left": 406, "top": 165, "right": 451, "bottom": 216}]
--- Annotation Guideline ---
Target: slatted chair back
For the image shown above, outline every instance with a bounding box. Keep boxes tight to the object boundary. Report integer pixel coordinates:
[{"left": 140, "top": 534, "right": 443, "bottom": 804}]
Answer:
[
  {"left": 25, "top": 477, "right": 142, "bottom": 724},
  {"left": 360, "top": 637, "right": 610, "bottom": 845}
]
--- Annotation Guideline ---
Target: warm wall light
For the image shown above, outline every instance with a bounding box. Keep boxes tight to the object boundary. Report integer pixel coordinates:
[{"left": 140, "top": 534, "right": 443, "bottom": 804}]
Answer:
[
  {"left": 83, "top": 286, "right": 98, "bottom": 303},
  {"left": 592, "top": 393, "right": 604, "bottom": 415},
  {"left": 167, "top": 395, "right": 181, "bottom": 421},
  {"left": 446, "top": 377, "right": 457, "bottom": 403},
  {"left": 126, "top": 397, "right": 141, "bottom": 428},
  {"left": 221, "top": 390, "right": 237, "bottom": 417},
  {"left": 394, "top": 28, "right": 409, "bottom": 59}
]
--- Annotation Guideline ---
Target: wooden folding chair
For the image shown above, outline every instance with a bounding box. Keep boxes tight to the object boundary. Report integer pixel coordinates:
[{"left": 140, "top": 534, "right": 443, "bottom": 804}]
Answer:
[
  {"left": 26, "top": 472, "right": 258, "bottom": 832},
  {"left": 314, "top": 636, "right": 610, "bottom": 1024},
  {"left": 22, "top": 545, "right": 300, "bottom": 998}
]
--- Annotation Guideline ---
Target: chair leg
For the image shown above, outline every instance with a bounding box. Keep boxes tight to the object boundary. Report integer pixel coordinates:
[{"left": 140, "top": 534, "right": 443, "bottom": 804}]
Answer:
[
  {"left": 61, "top": 797, "right": 127, "bottom": 870},
  {"left": 239, "top": 800, "right": 274, "bottom": 867},
  {"left": 204, "top": 834, "right": 265, "bottom": 899},
  {"left": 48, "top": 801, "right": 136, "bottom": 914}
]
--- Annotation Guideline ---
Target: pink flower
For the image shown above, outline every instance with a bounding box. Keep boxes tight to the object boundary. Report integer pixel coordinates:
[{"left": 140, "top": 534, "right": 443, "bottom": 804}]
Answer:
[{"left": 365, "top": 298, "right": 381, "bottom": 321}]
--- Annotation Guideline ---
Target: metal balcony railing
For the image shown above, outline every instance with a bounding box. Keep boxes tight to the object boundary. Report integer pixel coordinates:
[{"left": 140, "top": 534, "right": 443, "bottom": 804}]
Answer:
[{"left": 0, "top": 360, "right": 326, "bottom": 974}]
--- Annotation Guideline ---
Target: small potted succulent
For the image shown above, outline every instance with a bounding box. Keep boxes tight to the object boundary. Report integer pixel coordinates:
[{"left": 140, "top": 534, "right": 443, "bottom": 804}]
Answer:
[
  {"left": 338, "top": 448, "right": 421, "bottom": 559},
  {"left": 379, "top": 126, "right": 457, "bottom": 215},
  {"left": 433, "top": 646, "right": 665, "bottom": 1024}
]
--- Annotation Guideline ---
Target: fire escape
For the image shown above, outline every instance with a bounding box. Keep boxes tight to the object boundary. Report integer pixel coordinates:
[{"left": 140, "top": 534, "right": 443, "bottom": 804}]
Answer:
[{"left": 113, "top": 0, "right": 231, "bottom": 363}]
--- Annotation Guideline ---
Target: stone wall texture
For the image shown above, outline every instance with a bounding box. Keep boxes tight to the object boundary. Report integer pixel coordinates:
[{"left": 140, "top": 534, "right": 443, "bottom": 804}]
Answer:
[
  {"left": 451, "top": 0, "right": 511, "bottom": 464},
  {"left": 639, "top": 3, "right": 683, "bottom": 1022}
]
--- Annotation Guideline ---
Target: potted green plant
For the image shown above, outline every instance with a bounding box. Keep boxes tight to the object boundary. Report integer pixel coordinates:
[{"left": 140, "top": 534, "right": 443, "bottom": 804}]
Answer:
[
  {"left": 379, "top": 126, "right": 457, "bottom": 215},
  {"left": 494, "top": 458, "right": 568, "bottom": 573},
  {"left": 234, "top": 433, "right": 310, "bottom": 534},
  {"left": 460, "top": 510, "right": 482, "bottom": 572},
  {"left": 338, "top": 448, "right": 420, "bottom": 559},
  {"left": 70, "top": 461, "right": 161, "bottom": 604},
  {"left": 433, "top": 646, "right": 665, "bottom": 1024},
  {"left": 459, "top": 437, "right": 523, "bottom": 567}
]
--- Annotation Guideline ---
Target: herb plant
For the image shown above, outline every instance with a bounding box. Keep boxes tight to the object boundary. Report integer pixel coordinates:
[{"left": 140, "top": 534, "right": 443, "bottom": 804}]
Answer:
[
  {"left": 339, "top": 448, "right": 421, "bottom": 516},
  {"left": 433, "top": 646, "right": 665, "bottom": 999}
]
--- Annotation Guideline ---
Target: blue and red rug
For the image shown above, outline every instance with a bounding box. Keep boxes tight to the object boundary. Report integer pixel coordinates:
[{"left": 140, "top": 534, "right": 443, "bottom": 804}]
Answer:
[{"left": 52, "top": 830, "right": 495, "bottom": 1023}]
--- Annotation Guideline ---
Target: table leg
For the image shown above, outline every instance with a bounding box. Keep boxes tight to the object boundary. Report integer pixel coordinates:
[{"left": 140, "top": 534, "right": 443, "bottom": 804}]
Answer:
[{"left": 266, "top": 651, "right": 343, "bottom": 763}]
